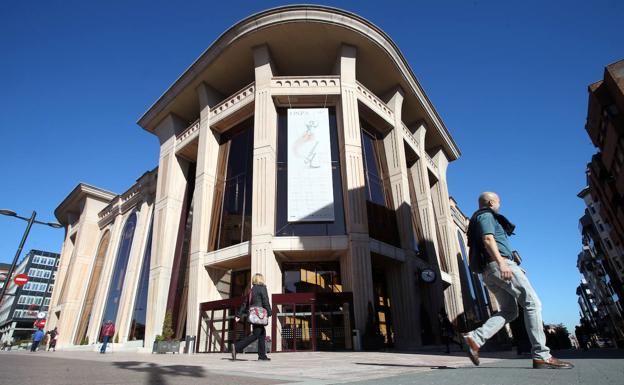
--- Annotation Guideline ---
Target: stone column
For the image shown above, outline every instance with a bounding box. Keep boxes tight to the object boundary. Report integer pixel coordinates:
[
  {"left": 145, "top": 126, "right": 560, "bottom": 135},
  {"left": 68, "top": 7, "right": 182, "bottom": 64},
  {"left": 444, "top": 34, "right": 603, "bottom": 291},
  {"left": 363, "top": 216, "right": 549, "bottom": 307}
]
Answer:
[
  {"left": 116, "top": 201, "right": 151, "bottom": 342},
  {"left": 53, "top": 201, "right": 102, "bottom": 347},
  {"left": 430, "top": 150, "right": 464, "bottom": 321},
  {"left": 144, "top": 114, "right": 190, "bottom": 346},
  {"left": 87, "top": 213, "right": 124, "bottom": 345},
  {"left": 186, "top": 82, "right": 222, "bottom": 342},
  {"left": 336, "top": 44, "right": 374, "bottom": 332},
  {"left": 407, "top": 125, "right": 443, "bottom": 338},
  {"left": 381, "top": 88, "right": 418, "bottom": 348},
  {"left": 250, "top": 45, "right": 281, "bottom": 323}
]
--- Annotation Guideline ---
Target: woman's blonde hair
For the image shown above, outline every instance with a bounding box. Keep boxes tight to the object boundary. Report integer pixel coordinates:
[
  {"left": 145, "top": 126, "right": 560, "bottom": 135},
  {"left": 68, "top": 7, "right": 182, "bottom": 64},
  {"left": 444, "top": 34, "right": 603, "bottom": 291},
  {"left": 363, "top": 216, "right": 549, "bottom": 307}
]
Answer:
[{"left": 252, "top": 273, "right": 265, "bottom": 285}]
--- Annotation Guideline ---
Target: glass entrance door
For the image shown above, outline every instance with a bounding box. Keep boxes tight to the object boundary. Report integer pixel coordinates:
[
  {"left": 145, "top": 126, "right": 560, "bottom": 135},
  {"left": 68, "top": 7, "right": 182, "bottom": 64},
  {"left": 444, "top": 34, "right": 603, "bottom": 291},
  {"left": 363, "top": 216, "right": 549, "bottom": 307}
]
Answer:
[{"left": 272, "top": 292, "right": 353, "bottom": 352}]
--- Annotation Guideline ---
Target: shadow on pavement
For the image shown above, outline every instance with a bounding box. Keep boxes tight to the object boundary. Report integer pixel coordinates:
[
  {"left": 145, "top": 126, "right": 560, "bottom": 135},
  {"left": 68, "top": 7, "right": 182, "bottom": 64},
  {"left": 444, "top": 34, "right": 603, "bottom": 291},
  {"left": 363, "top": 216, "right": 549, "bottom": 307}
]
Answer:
[
  {"left": 113, "top": 361, "right": 206, "bottom": 385},
  {"left": 356, "top": 362, "right": 456, "bottom": 369}
]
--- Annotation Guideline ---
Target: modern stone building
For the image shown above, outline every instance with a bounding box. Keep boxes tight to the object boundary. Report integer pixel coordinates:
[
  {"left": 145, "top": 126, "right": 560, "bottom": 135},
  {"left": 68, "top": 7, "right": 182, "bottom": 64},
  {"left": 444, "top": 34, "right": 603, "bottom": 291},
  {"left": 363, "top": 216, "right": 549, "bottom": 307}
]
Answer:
[
  {"left": 0, "top": 250, "right": 60, "bottom": 346},
  {"left": 48, "top": 5, "right": 489, "bottom": 352}
]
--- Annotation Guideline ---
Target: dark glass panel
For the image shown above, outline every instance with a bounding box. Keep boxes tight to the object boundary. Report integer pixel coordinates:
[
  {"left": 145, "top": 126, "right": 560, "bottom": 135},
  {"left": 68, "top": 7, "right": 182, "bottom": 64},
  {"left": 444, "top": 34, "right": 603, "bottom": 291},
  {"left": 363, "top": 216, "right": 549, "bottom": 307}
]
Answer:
[
  {"left": 215, "top": 123, "right": 254, "bottom": 249},
  {"left": 361, "top": 129, "right": 386, "bottom": 206},
  {"left": 128, "top": 216, "right": 154, "bottom": 342},
  {"left": 281, "top": 262, "right": 341, "bottom": 293},
  {"left": 100, "top": 213, "right": 137, "bottom": 333}
]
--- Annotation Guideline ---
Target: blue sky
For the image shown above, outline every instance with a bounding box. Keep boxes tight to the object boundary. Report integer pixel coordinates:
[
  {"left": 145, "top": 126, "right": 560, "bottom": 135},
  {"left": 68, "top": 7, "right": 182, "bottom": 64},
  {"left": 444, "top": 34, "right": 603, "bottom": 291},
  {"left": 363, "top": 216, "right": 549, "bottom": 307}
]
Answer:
[{"left": 1, "top": 1, "right": 621, "bottom": 332}]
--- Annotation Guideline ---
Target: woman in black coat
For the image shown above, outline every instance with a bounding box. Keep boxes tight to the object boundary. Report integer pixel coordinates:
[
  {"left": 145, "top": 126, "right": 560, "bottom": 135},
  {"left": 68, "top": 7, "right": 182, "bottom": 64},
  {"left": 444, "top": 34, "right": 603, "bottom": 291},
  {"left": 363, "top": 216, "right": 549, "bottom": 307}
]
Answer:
[{"left": 232, "top": 273, "right": 272, "bottom": 361}]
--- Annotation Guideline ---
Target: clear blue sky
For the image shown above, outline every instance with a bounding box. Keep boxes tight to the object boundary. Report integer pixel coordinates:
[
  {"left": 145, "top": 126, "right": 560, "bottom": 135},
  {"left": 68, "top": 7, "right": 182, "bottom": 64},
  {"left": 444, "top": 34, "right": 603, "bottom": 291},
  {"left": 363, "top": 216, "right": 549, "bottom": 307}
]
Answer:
[{"left": 1, "top": 0, "right": 621, "bottom": 332}]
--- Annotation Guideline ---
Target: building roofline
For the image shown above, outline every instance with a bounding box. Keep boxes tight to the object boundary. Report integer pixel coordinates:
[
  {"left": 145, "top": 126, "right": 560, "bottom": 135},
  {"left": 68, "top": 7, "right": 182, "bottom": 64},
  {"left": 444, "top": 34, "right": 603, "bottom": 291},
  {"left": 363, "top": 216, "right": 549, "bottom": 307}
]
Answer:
[
  {"left": 577, "top": 186, "right": 590, "bottom": 199},
  {"left": 54, "top": 183, "right": 117, "bottom": 225},
  {"left": 136, "top": 4, "right": 460, "bottom": 159}
]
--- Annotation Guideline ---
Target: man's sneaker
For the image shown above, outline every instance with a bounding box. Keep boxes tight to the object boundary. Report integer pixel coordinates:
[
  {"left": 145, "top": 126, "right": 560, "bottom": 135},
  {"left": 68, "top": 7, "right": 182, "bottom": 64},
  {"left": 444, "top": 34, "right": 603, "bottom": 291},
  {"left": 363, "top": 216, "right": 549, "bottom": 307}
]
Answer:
[
  {"left": 532, "top": 357, "right": 574, "bottom": 369},
  {"left": 231, "top": 348, "right": 237, "bottom": 361},
  {"left": 258, "top": 356, "right": 271, "bottom": 361},
  {"left": 461, "top": 333, "right": 480, "bottom": 366}
]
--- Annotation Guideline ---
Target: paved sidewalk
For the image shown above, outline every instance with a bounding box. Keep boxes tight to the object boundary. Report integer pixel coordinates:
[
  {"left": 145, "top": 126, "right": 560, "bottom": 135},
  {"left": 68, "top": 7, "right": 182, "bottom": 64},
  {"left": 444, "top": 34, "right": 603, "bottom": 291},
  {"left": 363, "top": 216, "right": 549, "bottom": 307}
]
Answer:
[
  {"left": 3, "top": 348, "right": 622, "bottom": 385},
  {"left": 0, "top": 349, "right": 501, "bottom": 385}
]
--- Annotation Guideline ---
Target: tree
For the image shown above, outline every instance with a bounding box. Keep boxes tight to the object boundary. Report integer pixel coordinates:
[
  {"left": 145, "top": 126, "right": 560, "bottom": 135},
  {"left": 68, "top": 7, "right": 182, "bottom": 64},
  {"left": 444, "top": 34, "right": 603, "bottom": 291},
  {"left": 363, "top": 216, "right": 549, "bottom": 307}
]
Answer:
[{"left": 156, "top": 310, "right": 174, "bottom": 342}]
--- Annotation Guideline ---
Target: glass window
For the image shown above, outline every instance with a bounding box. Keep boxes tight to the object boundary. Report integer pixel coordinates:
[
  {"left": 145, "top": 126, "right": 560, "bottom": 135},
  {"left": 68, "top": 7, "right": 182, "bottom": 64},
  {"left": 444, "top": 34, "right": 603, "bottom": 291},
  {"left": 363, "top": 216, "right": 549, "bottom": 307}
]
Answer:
[
  {"left": 361, "top": 127, "right": 387, "bottom": 207},
  {"left": 210, "top": 120, "right": 254, "bottom": 250},
  {"left": 275, "top": 108, "right": 346, "bottom": 236},
  {"left": 129, "top": 217, "right": 153, "bottom": 342},
  {"left": 100, "top": 213, "right": 137, "bottom": 331},
  {"left": 281, "top": 262, "right": 341, "bottom": 293}
]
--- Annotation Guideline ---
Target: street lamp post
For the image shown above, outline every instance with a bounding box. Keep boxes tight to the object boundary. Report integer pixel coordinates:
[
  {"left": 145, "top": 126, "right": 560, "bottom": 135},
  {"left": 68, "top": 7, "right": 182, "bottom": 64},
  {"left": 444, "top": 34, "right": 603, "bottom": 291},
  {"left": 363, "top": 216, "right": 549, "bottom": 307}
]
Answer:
[{"left": 0, "top": 209, "right": 62, "bottom": 306}]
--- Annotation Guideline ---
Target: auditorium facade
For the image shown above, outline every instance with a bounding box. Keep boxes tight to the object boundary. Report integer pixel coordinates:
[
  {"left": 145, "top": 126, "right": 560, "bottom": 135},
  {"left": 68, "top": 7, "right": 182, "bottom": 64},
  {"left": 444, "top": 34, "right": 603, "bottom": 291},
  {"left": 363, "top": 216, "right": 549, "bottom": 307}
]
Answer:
[{"left": 48, "top": 5, "right": 495, "bottom": 352}]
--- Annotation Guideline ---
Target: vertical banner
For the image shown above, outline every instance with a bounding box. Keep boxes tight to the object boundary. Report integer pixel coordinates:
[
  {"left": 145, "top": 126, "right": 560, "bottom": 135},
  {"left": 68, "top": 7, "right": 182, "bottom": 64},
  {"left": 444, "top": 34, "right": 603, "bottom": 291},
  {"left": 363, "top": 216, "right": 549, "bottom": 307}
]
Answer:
[{"left": 287, "top": 108, "right": 335, "bottom": 222}]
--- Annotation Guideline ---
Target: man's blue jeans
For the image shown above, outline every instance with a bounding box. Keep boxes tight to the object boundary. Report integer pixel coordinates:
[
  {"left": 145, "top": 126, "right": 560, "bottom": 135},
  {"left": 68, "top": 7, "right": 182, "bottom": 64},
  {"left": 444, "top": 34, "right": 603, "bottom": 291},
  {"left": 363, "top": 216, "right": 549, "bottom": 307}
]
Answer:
[
  {"left": 468, "top": 260, "right": 551, "bottom": 361},
  {"left": 100, "top": 336, "right": 110, "bottom": 353}
]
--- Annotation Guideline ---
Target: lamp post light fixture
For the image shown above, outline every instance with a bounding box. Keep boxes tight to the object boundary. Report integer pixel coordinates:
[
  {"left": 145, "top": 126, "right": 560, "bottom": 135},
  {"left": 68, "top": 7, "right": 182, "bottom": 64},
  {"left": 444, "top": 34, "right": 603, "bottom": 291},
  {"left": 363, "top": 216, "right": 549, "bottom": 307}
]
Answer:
[{"left": 0, "top": 209, "right": 63, "bottom": 306}]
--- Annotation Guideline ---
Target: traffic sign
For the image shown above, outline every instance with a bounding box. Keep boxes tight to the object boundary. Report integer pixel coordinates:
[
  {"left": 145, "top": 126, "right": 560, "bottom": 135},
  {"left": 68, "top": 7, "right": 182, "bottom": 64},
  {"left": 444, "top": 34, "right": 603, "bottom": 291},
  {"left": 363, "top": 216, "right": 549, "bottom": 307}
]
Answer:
[
  {"left": 35, "top": 319, "right": 46, "bottom": 328},
  {"left": 13, "top": 274, "right": 28, "bottom": 286}
]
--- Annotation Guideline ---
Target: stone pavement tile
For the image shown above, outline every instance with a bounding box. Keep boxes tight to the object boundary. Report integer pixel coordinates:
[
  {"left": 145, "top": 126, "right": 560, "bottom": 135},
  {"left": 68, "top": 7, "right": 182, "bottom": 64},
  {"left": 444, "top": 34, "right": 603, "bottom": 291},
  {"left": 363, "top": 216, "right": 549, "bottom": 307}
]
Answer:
[
  {"left": 1, "top": 350, "right": 502, "bottom": 385},
  {"left": 0, "top": 353, "right": 288, "bottom": 385},
  {"left": 341, "top": 349, "right": 624, "bottom": 385}
]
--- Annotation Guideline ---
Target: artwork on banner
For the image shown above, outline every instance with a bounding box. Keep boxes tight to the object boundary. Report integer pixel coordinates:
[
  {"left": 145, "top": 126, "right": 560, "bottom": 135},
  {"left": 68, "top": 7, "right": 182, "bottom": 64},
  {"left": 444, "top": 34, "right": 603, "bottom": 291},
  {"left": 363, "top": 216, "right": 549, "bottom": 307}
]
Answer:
[{"left": 287, "top": 108, "right": 335, "bottom": 222}]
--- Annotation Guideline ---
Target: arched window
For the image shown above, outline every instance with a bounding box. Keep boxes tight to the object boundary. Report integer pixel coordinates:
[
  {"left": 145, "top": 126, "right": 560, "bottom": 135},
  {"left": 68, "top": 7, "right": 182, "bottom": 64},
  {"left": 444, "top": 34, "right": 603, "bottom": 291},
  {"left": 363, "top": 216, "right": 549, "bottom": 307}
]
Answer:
[
  {"left": 128, "top": 216, "right": 153, "bottom": 342},
  {"left": 100, "top": 212, "right": 137, "bottom": 332},
  {"left": 73, "top": 230, "right": 110, "bottom": 345}
]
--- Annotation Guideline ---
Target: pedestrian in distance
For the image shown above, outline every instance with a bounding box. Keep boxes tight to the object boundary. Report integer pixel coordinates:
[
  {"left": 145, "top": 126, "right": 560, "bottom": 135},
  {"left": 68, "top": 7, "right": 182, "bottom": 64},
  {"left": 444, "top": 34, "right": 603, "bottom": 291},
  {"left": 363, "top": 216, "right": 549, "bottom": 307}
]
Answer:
[
  {"left": 30, "top": 328, "right": 45, "bottom": 352},
  {"left": 461, "top": 192, "right": 574, "bottom": 369},
  {"left": 47, "top": 327, "right": 59, "bottom": 352},
  {"left": 231, "top": 273, "right": 272, "bottom": 361},
  {"left": 100, "top": 320, "right": 115, "bottom": 354}
]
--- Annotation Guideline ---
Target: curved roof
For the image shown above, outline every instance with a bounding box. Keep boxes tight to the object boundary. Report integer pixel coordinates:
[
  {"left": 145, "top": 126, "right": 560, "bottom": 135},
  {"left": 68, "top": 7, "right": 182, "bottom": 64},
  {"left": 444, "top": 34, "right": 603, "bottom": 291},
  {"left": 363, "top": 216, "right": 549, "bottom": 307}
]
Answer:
[{"left": 137, "top": 5, "right": 460, "bottom": 159}]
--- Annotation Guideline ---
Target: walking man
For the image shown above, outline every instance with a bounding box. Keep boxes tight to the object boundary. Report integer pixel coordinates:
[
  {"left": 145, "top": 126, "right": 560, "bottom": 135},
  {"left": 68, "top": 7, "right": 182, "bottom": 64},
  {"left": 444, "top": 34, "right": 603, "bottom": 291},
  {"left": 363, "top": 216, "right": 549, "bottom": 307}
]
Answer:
[
  {"left": 100, "top": 320, "right": 115, "bottom": 354},
  {"left": 30, "top": 328, "right": 45, "bottom": 352},
  {"left": 462, "top": 192, "right": 573, "bottom": 369}
]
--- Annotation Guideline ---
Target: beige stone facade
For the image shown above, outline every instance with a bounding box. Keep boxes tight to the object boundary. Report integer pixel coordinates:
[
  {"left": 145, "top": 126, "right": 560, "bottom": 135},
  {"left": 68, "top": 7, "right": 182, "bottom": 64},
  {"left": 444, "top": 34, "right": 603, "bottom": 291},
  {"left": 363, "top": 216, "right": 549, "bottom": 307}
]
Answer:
[{"left": 48, "top": 6, "right": 492, "bottom": 352}]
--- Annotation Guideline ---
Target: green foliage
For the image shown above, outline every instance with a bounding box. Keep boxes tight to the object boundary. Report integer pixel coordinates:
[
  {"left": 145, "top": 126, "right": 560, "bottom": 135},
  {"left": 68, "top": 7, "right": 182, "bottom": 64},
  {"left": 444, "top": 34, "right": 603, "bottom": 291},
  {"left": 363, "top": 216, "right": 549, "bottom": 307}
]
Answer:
[
  {"left": 80, "top": 336, "right": 89, "bottom": 345},
  {"left": 161, "top": 310, "right": 174, "bottom": 341},
  {"left": 114, "top": 334, "right": 119, "bottom": 344}
]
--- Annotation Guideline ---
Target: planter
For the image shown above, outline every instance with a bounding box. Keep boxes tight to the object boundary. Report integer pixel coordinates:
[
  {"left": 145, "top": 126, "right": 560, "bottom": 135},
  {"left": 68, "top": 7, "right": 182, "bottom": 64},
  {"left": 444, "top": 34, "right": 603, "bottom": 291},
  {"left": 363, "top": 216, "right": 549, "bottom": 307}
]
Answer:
[{"left": 152, "top": 340, "right": 180, "bottom": 354}]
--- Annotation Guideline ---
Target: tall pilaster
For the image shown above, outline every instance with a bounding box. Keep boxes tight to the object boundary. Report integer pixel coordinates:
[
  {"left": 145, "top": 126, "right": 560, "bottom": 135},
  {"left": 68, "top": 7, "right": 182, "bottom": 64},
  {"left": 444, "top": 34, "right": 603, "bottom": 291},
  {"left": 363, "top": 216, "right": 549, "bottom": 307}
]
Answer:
[
  {"left": 430, "top": 150, "right": 464, "bottom": 321},
  {"left": 144, "top": 114, "right": 189, "bottom": 345},
  {"left": 381, "top": 88, "right": 418, "bottom": 347},
  {"left": 250, "top": 45, "right": 281, "bottom": 314},
  {"left": 408, "top": 124, "right": 444, "bottom": 337},
  {"left": 336, "top": 44, "right": 374, "bottom": 332},
  {"left": 115, "top": 202, "right": 151, "bottom": 341},
  {"left": 53, "top": 200, "right": 106, "bottom": 346},
  {"left": 87, "top": 214, "right": 124, "bottom": 344},
  {"left": 408, "top": 125, "right": 441, "bottom": 265},
  {"left": 186, "top": 82, "right": 222, "bottom": 341}
]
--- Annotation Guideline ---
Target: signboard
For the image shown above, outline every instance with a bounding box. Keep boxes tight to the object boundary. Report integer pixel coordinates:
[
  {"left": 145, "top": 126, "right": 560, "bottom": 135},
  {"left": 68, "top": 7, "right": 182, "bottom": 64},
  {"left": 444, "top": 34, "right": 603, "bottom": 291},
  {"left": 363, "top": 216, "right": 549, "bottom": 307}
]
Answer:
[
  {"left": 287, "top": 108, "right": 335, "bottom": 222},
  {"left": 13, "top": 274, "right": 28, "bottom": 286}
]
